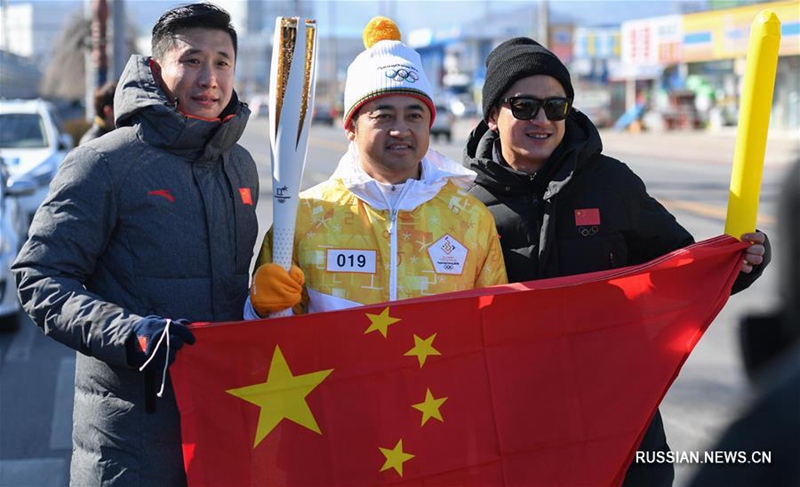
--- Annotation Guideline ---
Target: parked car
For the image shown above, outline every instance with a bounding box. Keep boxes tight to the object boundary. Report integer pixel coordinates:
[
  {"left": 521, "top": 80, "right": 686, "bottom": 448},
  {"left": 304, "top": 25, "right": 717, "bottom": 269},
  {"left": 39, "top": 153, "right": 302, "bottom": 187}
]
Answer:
[
  {"left": 247, "top": 93, "right": 269, "bottom": 117},
  {"left": 447, "top": 96, "right": 478, "bottom": 119},
  {"left": 430, "top": 104, "right": 454, "bottom": 143},
  {"left": 0, "top": 158, "right": 36, "bottom": 329},
  {"left": 0, "top": 99, "right": 73, "bottom": 220},
  {"left": 312, "top": 102, "right": 336, "bottom": 126}
]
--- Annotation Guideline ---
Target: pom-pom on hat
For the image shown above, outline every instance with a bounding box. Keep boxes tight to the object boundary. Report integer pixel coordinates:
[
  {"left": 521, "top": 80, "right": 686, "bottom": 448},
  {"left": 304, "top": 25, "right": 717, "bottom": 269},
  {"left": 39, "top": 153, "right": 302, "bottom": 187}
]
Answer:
[
  {"left": 482, "top": 37, "right": 574, "bottom": 122},
  {"left": 343, "top": 16, "right": 435, "bottom": 128}
]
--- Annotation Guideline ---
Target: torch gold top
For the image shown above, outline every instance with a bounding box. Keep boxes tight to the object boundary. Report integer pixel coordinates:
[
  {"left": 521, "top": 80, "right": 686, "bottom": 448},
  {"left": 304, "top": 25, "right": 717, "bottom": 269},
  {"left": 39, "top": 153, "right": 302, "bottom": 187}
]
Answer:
[
  {"left": 273, "top": 18, "right": 298, "bottom": 132},
  {"left": 299, "top": 20, "right": 316, "bottom": 144},
  {"left": 272, "top": 17, "right": 316, "bottom": 145}
]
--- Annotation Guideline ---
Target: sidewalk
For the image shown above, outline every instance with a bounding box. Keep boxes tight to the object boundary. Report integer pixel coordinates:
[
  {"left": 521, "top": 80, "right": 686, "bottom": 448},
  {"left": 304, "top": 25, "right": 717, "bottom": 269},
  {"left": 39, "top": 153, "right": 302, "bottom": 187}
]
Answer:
[{"left": 599, "top": 126, "right": 799, "bottom": 167}]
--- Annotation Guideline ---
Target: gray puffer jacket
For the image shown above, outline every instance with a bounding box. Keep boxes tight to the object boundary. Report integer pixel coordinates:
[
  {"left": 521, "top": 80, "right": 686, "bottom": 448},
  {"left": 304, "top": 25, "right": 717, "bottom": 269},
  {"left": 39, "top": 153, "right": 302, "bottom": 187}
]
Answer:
[{"left": 12, "top": 55, "right": 259, "bottom": 486}]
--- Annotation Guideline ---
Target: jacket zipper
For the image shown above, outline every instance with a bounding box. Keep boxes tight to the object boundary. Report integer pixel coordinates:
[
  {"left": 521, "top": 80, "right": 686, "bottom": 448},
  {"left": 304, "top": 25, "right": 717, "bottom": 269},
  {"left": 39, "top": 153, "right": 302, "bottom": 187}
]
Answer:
[
  {"left": 389, "top": 209, "right": 398, "bottom": 301},
  {"left": 385, "top": 183, "right": 411, "bottom": 302}
]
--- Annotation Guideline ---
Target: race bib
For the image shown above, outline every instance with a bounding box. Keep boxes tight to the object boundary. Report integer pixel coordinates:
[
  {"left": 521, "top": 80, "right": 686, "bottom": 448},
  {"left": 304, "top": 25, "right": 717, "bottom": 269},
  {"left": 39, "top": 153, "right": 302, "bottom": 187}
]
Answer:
[{"left": 326, "top": 249, "right": 377, "bottom": 273}]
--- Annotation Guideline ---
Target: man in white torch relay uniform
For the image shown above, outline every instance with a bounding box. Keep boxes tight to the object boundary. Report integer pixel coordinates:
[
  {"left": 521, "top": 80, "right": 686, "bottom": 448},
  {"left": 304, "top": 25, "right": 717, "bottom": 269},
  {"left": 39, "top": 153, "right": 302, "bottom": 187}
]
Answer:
[{"left": 246, "top": 16, "right": 507, "bottom": 317}]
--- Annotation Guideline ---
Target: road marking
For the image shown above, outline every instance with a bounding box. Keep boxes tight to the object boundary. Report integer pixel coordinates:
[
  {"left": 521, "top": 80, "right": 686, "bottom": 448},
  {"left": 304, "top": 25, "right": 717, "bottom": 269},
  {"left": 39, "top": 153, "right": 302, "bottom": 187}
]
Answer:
[
  {"left": 658, "top": 197, "right": 775, "bottom": 227},
  {"left": 0, "top": 458, "right": 67, "bottom": 487},
  {"left": 50, "top": 356, "right": 75, "bottom": 450}
]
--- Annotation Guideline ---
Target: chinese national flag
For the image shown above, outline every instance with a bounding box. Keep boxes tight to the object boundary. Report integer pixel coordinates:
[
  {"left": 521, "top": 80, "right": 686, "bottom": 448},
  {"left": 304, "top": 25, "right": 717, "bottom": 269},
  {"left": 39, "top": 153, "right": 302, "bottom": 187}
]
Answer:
[{"left": 171, "top": 235, "right": 746, "bottom": 486}]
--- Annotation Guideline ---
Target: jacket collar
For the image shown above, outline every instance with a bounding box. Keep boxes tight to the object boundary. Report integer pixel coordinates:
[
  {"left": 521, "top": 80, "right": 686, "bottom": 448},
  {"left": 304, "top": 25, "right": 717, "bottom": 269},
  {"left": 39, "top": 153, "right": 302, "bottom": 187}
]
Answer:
[
  {"left": 114, "top": 55, "right": 250, "bottom": 163},
  {"left": 331, "top": 142, "right": 476, "bottom": 211}
]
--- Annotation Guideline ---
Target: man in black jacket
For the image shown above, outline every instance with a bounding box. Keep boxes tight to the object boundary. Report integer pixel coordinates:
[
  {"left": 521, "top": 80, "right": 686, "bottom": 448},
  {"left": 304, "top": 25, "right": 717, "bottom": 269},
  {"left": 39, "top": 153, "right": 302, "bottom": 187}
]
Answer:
[{"left": 463, "top": 37, "right": 770, "bottom": 487}]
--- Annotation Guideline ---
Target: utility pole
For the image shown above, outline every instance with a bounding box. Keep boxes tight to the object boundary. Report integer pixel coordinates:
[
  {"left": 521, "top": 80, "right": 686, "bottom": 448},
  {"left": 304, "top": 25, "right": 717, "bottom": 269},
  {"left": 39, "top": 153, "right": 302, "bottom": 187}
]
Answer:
[
  {"left": 111, "top": 0, "right": 126, "bottom": 80},
  {"left": 92, "top": 0, "right": 108, "bottom": 86},
  {"left": 85, "top": 0, "right": 107, "bottom": 122},
  {"left": 538, "top": 0, "right": 549, "bottom": 46},
  {"left": 84, "top": 0, "right": 94, "bottom": 122}
]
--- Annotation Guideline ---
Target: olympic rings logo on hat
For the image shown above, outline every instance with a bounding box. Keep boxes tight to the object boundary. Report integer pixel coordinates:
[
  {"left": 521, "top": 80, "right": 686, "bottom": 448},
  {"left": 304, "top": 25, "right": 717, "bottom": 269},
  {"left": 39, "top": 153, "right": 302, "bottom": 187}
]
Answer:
[{"left": 385, "top": 68, "right": 419, "bottom": 83}]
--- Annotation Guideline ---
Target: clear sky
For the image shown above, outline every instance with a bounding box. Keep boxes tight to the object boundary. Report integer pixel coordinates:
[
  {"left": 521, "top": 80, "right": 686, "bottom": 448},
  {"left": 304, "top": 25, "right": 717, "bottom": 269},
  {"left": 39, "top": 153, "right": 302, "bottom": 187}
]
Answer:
[
  {"left": 121, "top": 0, "right": 708, "bottom": 39},
  {"left": 6, "top": 0, "right": 710, "bottom": 47}
]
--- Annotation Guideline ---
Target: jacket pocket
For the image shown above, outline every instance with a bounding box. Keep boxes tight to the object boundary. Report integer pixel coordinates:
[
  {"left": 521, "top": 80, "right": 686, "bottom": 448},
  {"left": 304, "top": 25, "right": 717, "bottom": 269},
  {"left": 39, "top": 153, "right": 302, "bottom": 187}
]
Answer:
[{"left": 557, "top": 233, "right": 628, "bottom": 275}]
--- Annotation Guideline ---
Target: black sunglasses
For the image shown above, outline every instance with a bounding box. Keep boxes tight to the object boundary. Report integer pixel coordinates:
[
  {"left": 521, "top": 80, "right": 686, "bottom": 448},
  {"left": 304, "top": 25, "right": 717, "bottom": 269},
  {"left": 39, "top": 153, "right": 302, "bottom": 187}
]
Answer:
[{"left": 502, "top": 96, "right": 572, "bottom": 121}]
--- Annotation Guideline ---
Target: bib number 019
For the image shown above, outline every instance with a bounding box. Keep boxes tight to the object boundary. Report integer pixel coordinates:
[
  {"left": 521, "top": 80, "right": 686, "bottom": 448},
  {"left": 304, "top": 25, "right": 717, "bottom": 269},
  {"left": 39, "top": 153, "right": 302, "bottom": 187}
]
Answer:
[{"left": 326, "top": 249, "right": 377, "bottom": 273}]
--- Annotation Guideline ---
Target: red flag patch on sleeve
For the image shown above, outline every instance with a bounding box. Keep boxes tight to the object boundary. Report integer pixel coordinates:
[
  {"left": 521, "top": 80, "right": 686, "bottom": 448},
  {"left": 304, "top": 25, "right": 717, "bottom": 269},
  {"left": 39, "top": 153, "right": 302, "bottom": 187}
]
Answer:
[
  {"left": 575, "top": 208, "right": 601, "bottom": 226},
  {"left": 239, "top": 188, "right": 253, "bottom": 206}
]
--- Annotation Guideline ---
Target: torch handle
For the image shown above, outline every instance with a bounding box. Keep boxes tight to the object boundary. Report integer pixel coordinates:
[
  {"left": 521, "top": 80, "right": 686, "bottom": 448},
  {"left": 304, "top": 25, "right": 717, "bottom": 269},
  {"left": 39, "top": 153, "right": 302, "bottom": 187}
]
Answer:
[{"left": 270, "top": 227, "right": 298, "bottom": 318}]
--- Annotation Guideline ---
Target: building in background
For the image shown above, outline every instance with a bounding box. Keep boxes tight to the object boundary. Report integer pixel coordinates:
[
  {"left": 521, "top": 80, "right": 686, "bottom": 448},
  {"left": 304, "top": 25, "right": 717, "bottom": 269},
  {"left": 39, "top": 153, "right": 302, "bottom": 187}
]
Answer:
[
  {"left": 0, "top": 50, "right": 40, "bottom": 99},
  {"left": 679, "top": 0, "right": 799, "bottom": 130},
  {"left": 0, "top": 2, "right": 81, "bottom": 71},
  {"left": 571, "top": 25, "right": 622, "bottom": 127},
  {"left": 408, "top": 3, "right": 555, "bottom": 119},
  {"left": 0, "top": 2, "right": 82, "bottom": 99},
  {"left": 3, "top": 0, "right": 796, "bottom": 132},
  {"left": 614, "top": 0, "right": 799, "bottom": 131}
]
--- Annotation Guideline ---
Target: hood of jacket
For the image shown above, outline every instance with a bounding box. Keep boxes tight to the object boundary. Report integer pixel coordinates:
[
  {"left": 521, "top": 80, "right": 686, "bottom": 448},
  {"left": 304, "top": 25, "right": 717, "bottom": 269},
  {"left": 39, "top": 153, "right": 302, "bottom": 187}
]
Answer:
[
  {"left": 114, "top": 55, "right": 250, "bottom": 162},
  {"left": 330, "top": 141, "right": 477, "bottom": 211},
  {"left": 463, "top": 108, "right": 603, "bottom": 200}
]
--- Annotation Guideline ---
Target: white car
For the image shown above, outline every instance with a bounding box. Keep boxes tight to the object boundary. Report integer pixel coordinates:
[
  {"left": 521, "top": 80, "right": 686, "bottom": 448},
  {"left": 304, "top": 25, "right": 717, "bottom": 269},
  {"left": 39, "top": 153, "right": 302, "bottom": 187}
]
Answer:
[
  {"left": 0, "top": 159, "right": 36, "bottom": 329},
  {"left": 0, "top": 99, "right": 73, "bottom": 219}
]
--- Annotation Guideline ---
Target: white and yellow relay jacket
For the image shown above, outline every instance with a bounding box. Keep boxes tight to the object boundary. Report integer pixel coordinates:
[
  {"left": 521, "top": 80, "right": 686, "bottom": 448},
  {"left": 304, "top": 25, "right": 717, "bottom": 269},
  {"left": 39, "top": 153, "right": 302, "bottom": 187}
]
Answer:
[{"left": 251, "top": 144, "right": 507, "bottom": 314}]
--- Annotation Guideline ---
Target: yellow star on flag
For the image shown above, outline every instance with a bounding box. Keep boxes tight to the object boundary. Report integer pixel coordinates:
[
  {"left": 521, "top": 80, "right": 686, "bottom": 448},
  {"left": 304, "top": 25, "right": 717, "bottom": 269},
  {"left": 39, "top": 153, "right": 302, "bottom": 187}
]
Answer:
[
  {"left": 364, "top": 306, "right": 401, "bottom": 338},
  {"left": 404, "top": 333, "right": 441, "bottom": 368},
  {"left": 379, "top": 439, "right": 415, "bottom": 477},
  {"left": 226, "top": 345, "right": 333, "bottom": 448},
  {"left": 412, "top": 388, "right": 448, "bottom": 426}
]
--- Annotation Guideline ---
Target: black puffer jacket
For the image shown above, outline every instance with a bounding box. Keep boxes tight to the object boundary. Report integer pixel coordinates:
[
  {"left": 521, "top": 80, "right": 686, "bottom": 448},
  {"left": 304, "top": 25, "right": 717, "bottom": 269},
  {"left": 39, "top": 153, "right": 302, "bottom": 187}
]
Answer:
[
  {"left": 464, "top": 109, "right": 768, "bottom": 486},
  {"left": 464, "top": 109, "right": 766, "bottom": 292}
]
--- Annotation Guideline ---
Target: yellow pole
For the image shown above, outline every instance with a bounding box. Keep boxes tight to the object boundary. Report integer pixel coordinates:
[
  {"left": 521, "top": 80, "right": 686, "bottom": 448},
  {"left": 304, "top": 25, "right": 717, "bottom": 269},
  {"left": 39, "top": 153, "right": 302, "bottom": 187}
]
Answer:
[{"left": 724, "top": 10, "right": 781, "bottom": 239}]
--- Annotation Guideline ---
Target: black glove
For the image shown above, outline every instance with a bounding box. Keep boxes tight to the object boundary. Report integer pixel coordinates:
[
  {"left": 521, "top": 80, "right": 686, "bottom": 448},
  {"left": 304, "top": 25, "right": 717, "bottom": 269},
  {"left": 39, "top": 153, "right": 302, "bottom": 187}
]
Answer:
[{"left": 127, "top": 316, "right": 196, "bottom": 368}]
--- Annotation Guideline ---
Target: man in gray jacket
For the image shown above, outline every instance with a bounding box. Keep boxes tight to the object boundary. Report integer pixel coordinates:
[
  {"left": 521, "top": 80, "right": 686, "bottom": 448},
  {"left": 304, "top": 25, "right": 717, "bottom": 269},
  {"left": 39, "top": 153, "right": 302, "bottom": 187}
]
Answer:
[{"left": 12, "top": 4, "right": 258, "bottom": 485}]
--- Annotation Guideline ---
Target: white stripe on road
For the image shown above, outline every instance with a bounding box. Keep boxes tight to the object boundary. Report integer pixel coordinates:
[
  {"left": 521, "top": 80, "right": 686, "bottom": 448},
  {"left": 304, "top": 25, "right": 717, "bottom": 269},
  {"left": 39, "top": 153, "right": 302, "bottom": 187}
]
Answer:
[
  {"left": 0, "top": 458, "right": 67, "bottom": 487},
  {"left": 49, "top": 357, "right": 75, "bottom": 450},
  {"left": 659, "top": 197, "right": 775, "bottom": 227}
]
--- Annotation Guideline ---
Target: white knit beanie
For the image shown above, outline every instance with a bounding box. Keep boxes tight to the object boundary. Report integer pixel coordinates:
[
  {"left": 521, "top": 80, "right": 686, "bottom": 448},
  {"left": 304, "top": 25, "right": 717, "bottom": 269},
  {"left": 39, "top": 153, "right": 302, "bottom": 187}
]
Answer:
[{"left": 342, "top": 17, "right": 436, "bottom": 128}]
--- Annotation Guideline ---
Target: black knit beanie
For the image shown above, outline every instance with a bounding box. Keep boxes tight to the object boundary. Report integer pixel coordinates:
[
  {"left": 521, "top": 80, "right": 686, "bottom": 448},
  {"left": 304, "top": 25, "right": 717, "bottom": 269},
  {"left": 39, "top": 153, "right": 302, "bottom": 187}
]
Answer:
[{"left": 482, "top": 37, "right": 574, "bottom": 122}]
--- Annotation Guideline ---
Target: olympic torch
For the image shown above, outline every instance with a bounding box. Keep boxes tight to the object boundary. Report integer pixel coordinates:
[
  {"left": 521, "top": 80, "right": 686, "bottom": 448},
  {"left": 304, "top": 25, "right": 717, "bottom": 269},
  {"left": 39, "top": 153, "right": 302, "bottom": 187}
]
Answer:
[{"left": 269, "top": 17, "right": 318, "bottom": 317}]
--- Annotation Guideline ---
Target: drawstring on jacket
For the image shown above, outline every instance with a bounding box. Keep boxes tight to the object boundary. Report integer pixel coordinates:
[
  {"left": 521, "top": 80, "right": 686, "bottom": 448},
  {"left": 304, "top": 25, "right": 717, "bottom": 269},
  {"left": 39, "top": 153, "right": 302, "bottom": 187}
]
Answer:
[{"left": 138, "top": 319, "right": 172, "bottom": 397}]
